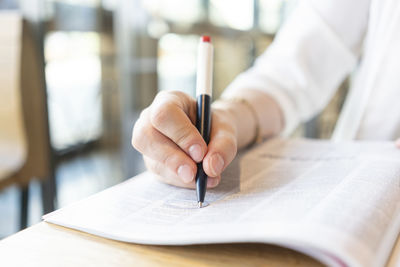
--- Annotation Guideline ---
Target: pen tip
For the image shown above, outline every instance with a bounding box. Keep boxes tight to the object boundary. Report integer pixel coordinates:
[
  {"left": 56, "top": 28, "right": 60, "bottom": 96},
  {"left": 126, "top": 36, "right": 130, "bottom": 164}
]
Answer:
[{"left": 198, "top": 202, "right": 203, "bottom": 208}]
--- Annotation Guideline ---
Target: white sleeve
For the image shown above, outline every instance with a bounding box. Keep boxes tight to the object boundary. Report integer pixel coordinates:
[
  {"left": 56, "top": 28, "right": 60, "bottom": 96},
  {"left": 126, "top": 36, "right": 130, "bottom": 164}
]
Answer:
[{"left": 222, "top": 0, "right": 370, "bottom": 136}]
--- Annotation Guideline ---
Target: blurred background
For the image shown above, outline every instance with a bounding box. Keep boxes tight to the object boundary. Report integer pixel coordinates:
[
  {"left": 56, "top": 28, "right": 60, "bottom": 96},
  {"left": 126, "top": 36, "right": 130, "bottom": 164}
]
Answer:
[{"left": 0, "top": 0, "right": 348, "bottom": 238}]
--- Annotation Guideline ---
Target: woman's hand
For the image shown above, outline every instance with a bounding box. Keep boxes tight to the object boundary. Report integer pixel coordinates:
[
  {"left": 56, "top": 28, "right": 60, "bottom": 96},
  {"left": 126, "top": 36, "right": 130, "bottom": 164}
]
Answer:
[{"left": 132, "top": 91, "right": 238, "bottom": 189}]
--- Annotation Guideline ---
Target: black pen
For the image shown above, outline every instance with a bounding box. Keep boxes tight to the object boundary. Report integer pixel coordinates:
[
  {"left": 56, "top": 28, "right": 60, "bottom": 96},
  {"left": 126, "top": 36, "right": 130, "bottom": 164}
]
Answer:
[{"left": 195, "top": 36, "right": 213, "bottom": 208}]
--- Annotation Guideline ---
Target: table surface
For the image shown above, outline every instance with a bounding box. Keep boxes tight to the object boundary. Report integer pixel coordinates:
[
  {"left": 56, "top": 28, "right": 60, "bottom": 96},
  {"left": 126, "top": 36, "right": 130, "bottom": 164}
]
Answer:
[{"left": 0, "top": 222, "right": 399, "bottom": 267}]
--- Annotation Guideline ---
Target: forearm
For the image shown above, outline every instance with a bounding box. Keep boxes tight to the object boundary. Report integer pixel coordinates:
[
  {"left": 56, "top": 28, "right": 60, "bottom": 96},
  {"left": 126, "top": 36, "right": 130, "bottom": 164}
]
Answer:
[{"left": 213, "top": 89, "right": 284, "bottom": 149}]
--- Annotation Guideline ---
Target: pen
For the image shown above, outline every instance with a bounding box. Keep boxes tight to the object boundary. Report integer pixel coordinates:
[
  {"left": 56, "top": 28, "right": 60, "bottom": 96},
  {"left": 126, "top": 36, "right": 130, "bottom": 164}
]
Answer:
[{"left": 195, "top": 35, "right": 213, "bottom": 208}]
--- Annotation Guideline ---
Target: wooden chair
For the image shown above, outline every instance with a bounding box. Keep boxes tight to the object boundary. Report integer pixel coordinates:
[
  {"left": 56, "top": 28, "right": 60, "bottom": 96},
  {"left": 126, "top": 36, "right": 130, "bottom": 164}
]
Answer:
[{"left": 0, "top": 11, "right": 57, "bottom": 230}]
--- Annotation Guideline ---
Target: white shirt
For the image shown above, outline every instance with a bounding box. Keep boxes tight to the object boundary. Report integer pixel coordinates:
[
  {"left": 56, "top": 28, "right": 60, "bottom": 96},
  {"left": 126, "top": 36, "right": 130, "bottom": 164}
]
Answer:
[{"left": 223, "top": 0, "right": 400, "bottom": 141}]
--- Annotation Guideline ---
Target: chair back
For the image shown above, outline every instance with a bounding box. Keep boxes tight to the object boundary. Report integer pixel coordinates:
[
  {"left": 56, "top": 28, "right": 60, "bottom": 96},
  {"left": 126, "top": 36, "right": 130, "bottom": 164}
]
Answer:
[
  {"left": 18, "top": 18, "right": 53, "bottom": 186},
  {"left": 0, "top": 11, "right": 53, "bottom": 189},
  {"left": 0, "top": 11, "right": 27, "bottom": 182}
]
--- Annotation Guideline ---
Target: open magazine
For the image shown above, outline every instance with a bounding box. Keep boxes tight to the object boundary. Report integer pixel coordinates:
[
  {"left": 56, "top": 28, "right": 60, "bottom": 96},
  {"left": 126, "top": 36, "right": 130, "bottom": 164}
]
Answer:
[{"left": 44, "top": 138, "right": 400, "bottom": 267}]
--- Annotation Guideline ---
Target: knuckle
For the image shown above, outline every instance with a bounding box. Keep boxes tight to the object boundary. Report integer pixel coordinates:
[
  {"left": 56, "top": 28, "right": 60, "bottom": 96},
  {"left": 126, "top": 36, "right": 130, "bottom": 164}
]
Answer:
[
  {"left": 154, "top": 90, "right": 183, "bottom": 105},
  {"left": 165, "top": 91, "right": 194, "bottom": 112},
  {"left": 131, "top": 131, "right": 143, "bottom": 152},
  {"left": 154, "top": 90, "right": 170, "bottom": 100},
  {"left": 174, "top": 126, "right": 196, "bottom": 148},
  {"left": 144, "top": 156, "right": 162, "bottom": 176},
  {"left": 150, "top": 101, "right": 175, "bottom": 128},
  {"left": 161, "top": 152, "right": 176, "bottom": 171},
  {"left": 131, "top": 118, "right": 151, "bottom": 152},
  {"left": 138, "top": 107, "right": 150, "bottom": 121},
  {"left": 169, "top": 90, "right": 188, "bottom": 100},
  {"left": 131, "top": 123, "right": 143, "bottom": 150},
  {"left": 161, "top": 151, "right": 191, "bottom": 174},
  {"left": 164, "top": 154, "right": 187, "bottom": 176}
]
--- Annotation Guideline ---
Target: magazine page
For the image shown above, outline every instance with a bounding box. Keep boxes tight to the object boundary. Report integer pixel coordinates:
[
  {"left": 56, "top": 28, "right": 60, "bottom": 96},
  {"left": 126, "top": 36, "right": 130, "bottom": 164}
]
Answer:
[{"left": 44, "top": 139, "right": 400, "bottom": 267}]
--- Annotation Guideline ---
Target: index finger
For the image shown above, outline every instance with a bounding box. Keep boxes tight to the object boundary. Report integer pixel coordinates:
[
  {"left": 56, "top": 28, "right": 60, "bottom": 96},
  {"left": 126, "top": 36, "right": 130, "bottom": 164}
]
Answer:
[{"left": 150, "top": 91, "right": 208, "bottom": 163}]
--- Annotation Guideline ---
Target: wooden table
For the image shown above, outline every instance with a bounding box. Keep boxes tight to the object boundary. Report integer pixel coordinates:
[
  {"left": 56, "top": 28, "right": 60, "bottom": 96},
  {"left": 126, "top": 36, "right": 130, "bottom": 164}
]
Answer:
[{"left": 0, "top": 222, "right": 399, "bottom": 267}]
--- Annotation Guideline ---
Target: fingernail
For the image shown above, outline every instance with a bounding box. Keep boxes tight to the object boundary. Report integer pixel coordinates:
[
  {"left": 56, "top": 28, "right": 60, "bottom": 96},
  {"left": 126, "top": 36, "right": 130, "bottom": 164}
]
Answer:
[
  {"left": 210, "top": 154, "right": 224, "bottom": 176},
  {"left": 189, "top": 144, "right": 203, "bottom": 162},
  {"left": 207, "top": 177, "right": 220, "bottom": 188},
  {"left": 177, "top": 165, "right": 194, "bottom": 183}
]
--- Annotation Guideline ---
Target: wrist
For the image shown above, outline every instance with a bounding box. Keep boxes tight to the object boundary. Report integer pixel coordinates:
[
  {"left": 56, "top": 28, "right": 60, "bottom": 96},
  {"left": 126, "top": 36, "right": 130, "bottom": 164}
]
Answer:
[
  {"left": 213, "top": 90, "right": 284, "bottom": 148},
  {"left": 212, "top": 100, "right": 239, "bottom": 139},
  {"left": 212, "top": 98, "right": 258, "bottom": 149}
]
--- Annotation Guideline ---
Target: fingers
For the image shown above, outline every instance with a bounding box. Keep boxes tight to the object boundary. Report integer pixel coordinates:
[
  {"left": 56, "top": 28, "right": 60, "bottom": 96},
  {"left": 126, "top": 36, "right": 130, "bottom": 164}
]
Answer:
[
  {"left": 132, "top": 108, "right": 197, "bottom": 184},
  {"left": 203, "top": 111, "right": 238, "bottom": 178},
  {"left": 143, "top": 156, "right": 195, "bottom": 188},
  {"left": 144, "top": 156, "right": 221, "bottom": 189},
  {"left": 132, "top": 90, "right": 238, "bottom": 189},
  {"left": 150, "top": 91, "right": 207, "bottom": 163}
]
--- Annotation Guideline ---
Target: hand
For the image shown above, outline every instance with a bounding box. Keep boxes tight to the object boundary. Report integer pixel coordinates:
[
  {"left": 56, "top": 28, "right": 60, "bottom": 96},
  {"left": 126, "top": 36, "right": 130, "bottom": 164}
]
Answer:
[{"left": 132, "top": 91, "right": 238, "bottom": 189}]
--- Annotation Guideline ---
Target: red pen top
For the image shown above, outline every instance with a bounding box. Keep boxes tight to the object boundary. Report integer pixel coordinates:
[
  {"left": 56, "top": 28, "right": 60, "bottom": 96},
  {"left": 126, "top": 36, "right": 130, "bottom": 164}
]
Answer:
[{"left": 201, "top": 35, "right": 211, "bottom": 43}]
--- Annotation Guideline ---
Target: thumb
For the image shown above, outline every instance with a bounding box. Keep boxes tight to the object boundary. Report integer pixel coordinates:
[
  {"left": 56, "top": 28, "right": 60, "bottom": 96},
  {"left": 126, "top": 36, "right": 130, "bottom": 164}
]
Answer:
[{"left": 202, "top": 111, "right": 237, "bottom": 178}]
